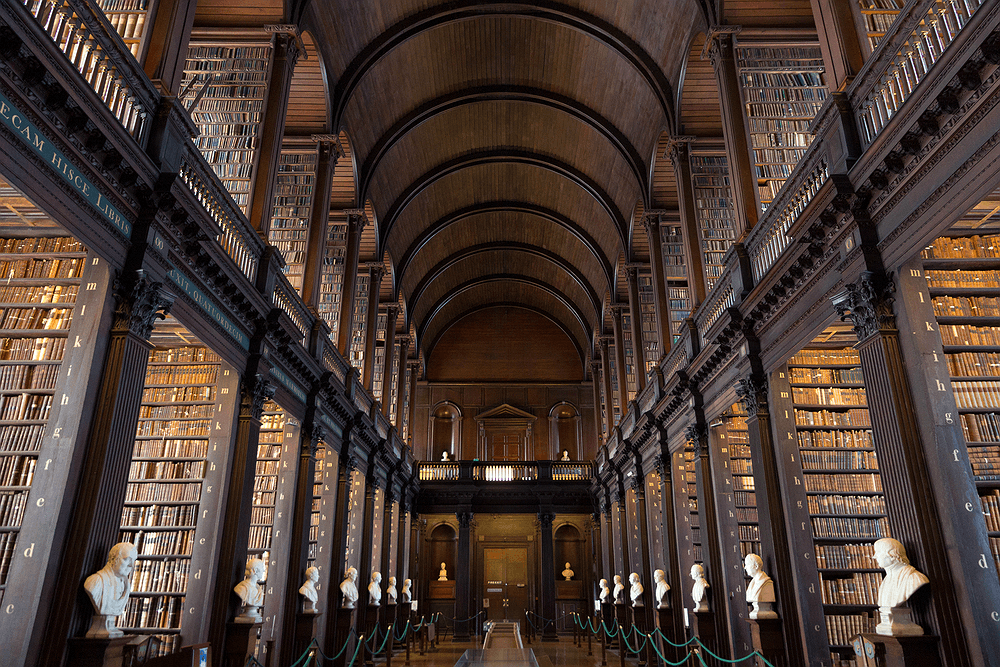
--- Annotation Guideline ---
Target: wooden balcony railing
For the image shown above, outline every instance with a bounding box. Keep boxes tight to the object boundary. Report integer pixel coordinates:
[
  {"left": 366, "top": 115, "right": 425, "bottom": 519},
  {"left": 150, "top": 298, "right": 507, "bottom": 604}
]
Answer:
[{"left": 418, "top": 461, "right": 594, "bottom": 482}]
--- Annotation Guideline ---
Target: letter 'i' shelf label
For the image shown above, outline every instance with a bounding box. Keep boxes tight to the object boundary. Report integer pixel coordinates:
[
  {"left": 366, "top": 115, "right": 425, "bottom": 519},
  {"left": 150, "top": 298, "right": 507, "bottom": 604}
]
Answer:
[{"left": 0, "top": 90, "right": 131, "bottom": 238}]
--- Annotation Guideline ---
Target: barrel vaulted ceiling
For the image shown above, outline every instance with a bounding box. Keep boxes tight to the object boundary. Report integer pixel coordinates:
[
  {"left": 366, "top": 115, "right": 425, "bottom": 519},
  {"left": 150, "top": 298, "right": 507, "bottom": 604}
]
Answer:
[{"left": 213, "top": 0, "right": 743, "bottom": 367}]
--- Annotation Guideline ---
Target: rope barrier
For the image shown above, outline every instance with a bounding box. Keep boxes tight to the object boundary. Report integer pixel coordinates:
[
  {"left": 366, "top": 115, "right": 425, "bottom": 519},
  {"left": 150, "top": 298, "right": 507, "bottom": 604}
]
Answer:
[
  {"left": 436, "top": 610, "right": 484, "bottom": 623},
  {"left": 346, "top": 634, "right": 365, "bottom": 667}
]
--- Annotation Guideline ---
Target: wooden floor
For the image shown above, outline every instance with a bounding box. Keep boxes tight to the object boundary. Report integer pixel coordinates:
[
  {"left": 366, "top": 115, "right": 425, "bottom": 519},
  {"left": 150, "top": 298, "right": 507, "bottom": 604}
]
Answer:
[{"left": 375, "top": 635, "right": 617, "bottom": 667}]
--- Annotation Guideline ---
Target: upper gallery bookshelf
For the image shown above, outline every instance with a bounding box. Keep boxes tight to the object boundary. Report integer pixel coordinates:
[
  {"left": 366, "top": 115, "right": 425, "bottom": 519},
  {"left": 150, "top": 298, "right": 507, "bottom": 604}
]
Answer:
[
  {"left": 268, "top": 145, "right": 318, "bottom": 294},
  {"left": 94, "top": 0, "right": 151, "bottom": 58},
  {"left": 689, "top": 151, "right": 737, "bottom": 291},
  {"left": 855, "top": 0, "right": 906, "bottom": 52}
]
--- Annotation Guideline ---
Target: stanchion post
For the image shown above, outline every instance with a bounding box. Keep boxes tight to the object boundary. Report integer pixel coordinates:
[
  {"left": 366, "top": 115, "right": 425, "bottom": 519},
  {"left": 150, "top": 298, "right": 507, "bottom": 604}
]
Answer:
[
  {"left": 386, "top": 623, "right": 393, "bottom": 667},
  {"left": 600, "top": 622, "right": 607, "bottom": 667},
  {"left": 617, "top": 626, "right": 626, "bottom": 667},
  {"left": 587, "top": 616, "right": 593, "bottom": 656}
]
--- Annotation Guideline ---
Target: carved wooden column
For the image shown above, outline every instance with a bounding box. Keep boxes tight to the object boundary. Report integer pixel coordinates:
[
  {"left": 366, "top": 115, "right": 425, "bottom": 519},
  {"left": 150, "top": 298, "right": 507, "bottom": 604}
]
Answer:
[
  {"left": 615, "top": 478, "right": 631, "bottom": 577},
  {"left": 539, "top": 511, "right": 558, "bottom": 640},
  {"left": 362, "top": 264, "right": 386, "bottom": 390},
  {"left": 810, "top": 0, "right": 864, "bottom": 88},
  {"left": 610, "top": 305, "right": 630, "bottom": 409},
  {"left": 249, "top": 27, "right": 300, "bottom": 234},
  {"left": 735, "top": 374, "right": 807, "bottom": 666},
  {"left": 454, "top": 511, "right": 474, "bottom": 640},
  {"left": 302, "top": 137, "right": 341, "bottom": 308},
  {"left": 641, "top": 211, "right": 674, "bottom": 357},
  {"left": 37, "top": 271, "right": 174, "bottom": 666},
  {"left": 324, "top": 448, "right": 358, "bottom": 656},
  {"left": 624, "top": 265, "right": 647, "bottom": 392},
  {"left": 592, "top": 510, "right": 605, "bottom": 599},
  {"left": 833, "top": 272, "right": 972, "bottom": 666},
  {"left": 209, "top": 371, "right": 276, "bottom": 656},
  {"left": 278, "top": 420, "right": 325, "bottom": 667},
  {"left": 393, "top": 337, "right": 411, "bottom": 427},
  {"left": 337, "top": 211, "right": 366, "bottom": 354},
  {"left": 356, "top": 472, "right": 380, "bottom": 640},
  {"left": 379, "top": 485, "right": 395, "bottom": 627},
  {"left": 599, "top": 338, "right": 615, "bottom": 431},
  {"left": 668, "top": 138, "right": 707, "bottom": 306},
  {"left": 703, "top": 27, "right": 759, "bottom": 233},
  {"left": 381, "top": 305, "right": 400, "bottom": 414},
  {"left": 629, "top": 471, "right": 654, "bottom": 639},
  {"left": 142, "top": 0, "right": 198, "bottom": 93},
  {"left": 603, "top": 499, "right": 615, "bottom": 582},
  {"left": 406, "top": 360, "right": 419, "bottom": 444},
  {"left": 652, "top": 452, "right": 685, "bottom": 661},
  {"left": 590, "top": 360, "right": 605, "bottom": 442}
]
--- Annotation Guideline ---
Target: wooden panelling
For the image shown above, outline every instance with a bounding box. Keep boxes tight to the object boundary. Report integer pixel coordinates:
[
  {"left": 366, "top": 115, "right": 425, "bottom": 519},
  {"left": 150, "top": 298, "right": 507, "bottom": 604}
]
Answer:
[
  {"left": 285, "top": 33, "right": 328, "bottom": 135},
  {"left": 651, "top": 133, "right": 679, "bottom": 210},
  {"left": 679, "top": 33, "right": 723, "bottom": 137}
]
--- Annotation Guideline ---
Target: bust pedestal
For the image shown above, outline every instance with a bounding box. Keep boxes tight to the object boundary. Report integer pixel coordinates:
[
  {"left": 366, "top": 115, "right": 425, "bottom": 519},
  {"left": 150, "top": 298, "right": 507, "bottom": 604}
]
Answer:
[
  {"left": 630, "top": 604, "right": 648, "bottom": 667},
  {"left": 333, "top": 607, "right": 357, "bottom": 667},
  {"left": 747, "top": 618, "right": 787, "bottom": 667},
  {"left": 221, "top": 620, "right": 260, "bottom": 667},
  {"left": 294, "top": 611, "right": 321, "bottom": 664},
  {"left": 66, "top": 635, "right": 146, "bottom": 667},
  {"left": 655, "top": 607, "right": 682, "bottom": 664},
  {"left": 851, "top": 634, "right": 942, "bottom": 667},
  {"left": 691, "top": 611, "right": 717, "bottom": 658}
]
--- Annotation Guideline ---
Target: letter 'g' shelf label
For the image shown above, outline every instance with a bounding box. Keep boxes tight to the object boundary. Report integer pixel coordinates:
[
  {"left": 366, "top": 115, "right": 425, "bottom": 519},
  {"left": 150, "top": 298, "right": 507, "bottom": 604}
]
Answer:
[{"left": 0, "top": 91, "right": 131, "bottom": 238}]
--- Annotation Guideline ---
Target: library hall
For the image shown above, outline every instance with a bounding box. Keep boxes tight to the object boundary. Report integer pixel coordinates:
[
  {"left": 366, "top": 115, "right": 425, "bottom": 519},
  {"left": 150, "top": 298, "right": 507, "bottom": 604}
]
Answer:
[{"left": 1, "top": 0, "right": 1000, "bottom": 666}]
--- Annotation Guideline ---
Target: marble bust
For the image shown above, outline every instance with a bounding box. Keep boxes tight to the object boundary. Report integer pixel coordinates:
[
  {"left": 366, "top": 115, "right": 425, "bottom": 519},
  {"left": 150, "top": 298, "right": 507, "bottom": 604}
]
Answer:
[
  {"left": 401, "top": 578, "right": 412, "bottom": 602},
  {"left": 653, "top": 569, "right": 670, "bottom": 609},
  {"left": 874, "top": 538, "right": 929, "bottom": 636},
  {"left": 598, "top": 578, "right": 610, "bottom": 603},
  {"left": 340, "top": 567, "right": 359, "bottom": 608},
  {"left": 83, "top": 542, "right": 137, "bottom": 638},
  {"left": 234, "top": 559, "right": 266, "bottom": 623},
  {"left": 369, "top": 571, "right": 382, "bottom": 606},
  {"left": 441, "top": 451, "right": 450, "bottom": 461},
  {"left": 743, "top": 554, "right": 777, "bottom": 619},
  {"left": 562, "top": 562, "right": 574, "bottom": 580},
  {"left": 438, "top": 562, "right": 448, "bottom": 581},
  {"left": 612, "top": 574, "right": 624, "bottom": 604},
  {"left": 690, "top": 564, "right": 709, "bottom": 612},
  {"left": 560, "top": 450, "right": 570, "bottom": 461},
  {"left": 386, "top": 576, "right": 397, "bottom": 604},
  {"left": 299, "top": 566, "right": 320, "bottom": 613},
  {"left": 629, "top": 572, "right": 643, "bottom": 607}
]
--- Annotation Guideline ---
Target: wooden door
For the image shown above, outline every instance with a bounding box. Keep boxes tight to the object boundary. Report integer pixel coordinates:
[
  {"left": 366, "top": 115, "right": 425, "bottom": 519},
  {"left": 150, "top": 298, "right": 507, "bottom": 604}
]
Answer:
[
  {"left": 483, "top": 547, "right": 529, "bottom": 622},
  {"left": 489, "top": 431, "right": 523, "bottom": 461}
]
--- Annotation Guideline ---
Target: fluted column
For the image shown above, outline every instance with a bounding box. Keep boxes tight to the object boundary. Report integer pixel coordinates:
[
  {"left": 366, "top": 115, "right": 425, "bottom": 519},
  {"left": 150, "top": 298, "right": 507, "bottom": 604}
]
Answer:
[
  {"left": 624, "top": 265, "right": 647, "bottom": 391},
  {"left": 610, "top": 305, "right": 630, "bottom": 409},
  {"left": 811, "top": 0, "right": 864, "bottom": 88},
  {"left": 393, "top": 337, "right": 411, "bottom": 427},
  {"left": 249, "top": 27, "right": 301, "bottom": 234},
  {"left": 590, "top": 360, "right": 605, "bottom": 443},
  {"left": 337, "top": 211, "right": 367, "bottom": 354},
  {"left": 599, "top": 337, "right": 615, "bottom": 430},
  {"left": 362, "top": 264, "right": 386, "bottom": 390},
  {"left": 406, "top": 361, "right": 419, "bottom": 444},
  {"left": 455, "top": 511, "right": 474, "bottom": 640},
  {"left": 539, "top": 511, "right": 558, "bottom": 640},
  {"left": 641, "top": 212, "right": 673, "bottom": 357},
  {"left": 380, "top": 305, "right": 400, "bottom": 414},
  {"left": 324, "top": 450, "right": 358, "bottom": 655},
  {"left": 652, "top": 452, "right": 685, "bottom": 660},
  {"left": 302, "top": 137, "right": 341, "bottom": 307},
  {"left": 668, "top": 139, "right": 707, "bottom": 305},
  {"left": 703, "top": 27, "right": 759, "bottom": 233},
  {"left": 142, "top": 0, "right": 198, "bottom": 93}
]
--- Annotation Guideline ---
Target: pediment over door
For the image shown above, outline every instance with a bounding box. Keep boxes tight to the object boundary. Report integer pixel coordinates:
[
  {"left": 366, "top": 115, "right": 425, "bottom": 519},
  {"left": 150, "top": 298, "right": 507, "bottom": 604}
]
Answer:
[{"left": 475, "top": 404, "right": 538, "bottom": 461}]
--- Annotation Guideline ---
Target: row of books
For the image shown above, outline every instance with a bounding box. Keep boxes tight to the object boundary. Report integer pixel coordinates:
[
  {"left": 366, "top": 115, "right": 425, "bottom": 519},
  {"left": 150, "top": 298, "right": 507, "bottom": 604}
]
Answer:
[
  {"left": 0, "top": 285, "right": 78, "bottom": 304},
  {"left": 0, "top": 394, "right": 52, "bottom": 421},
  {"left": 251, "top": 506, "right": 275, "bottom": 525},
  {"left": 0, "top": 237, "right": 84, "bottom": 254},
  {"left": 0, "top": 530, "right": 17, "bottom": 584},
  {"left": 739, "top": 525, "right": 759, "bottom": 541},
  {"left": 941, "top": 324, "right": 1000, "bottom": 347},
  {"left": 0, "top": 337, "right": 66, "bottom": 362},
  {"left": 792, "top": 387, "right": 866, "bottom": 406},
  {"left": 735, "top": 507, "right": 758, "bottom": 522},
  {"left": 140, "top": 386, "right": 215, "bottom": 403},
  {"left": 252, "top": 491, "right": 276, "bottom": 507},
  {"left": 921, "top": 234, "right": 1000, "bottom": 259},
  {"left": 130, "top": 559, "right": 190, "bottom": 594},
  {"left": 808, "top": 494, "right": 886, "bottom": 516},
  {"left": 135, "top": 419, "right": 210, "bottom": 438},
  {"left": 731, "top": 459, "right": 752, "bottom": 474},
  {"left": 945, "top": 351, "right": 1000, "bottom": 377},
  {"left": 132, "top": 439, "right": 209, "bottom": 459},
  {"left": 820, "top": 572, "right": 881, "bottom": 605},
  {"left": 789, "top": 350, "right": 862, "bottom": 365},
  {"left": 128, "top": 460, "right": 206, "bottom": 481},
  {"left": 801, "top": 450, "right": 879, "bottom": 470},
  {"left": 826, "top": 613, "right": 873, "bottom": 647},
  {"left": 0, "top": 423, "right": 46, "bottom": 452},
  {"left": 0, "top": 455, "right": 35, "bottom": 487},
  {"left": 121, "top": 595, "right": 184, "bottom": 631},
  {"left": 740, "top": 71, "right": 825, "bottom": 90},
  {"left": 138, "top": 404, "right": 214, "bottom": 421},
  {"left": 0, "top": 363, "right": 60, "bottom": 390},
  {"left": 927, "top": 270, "right": 1000, "bottom": 288},
  {"left": 254, "top": 459, "right": 281, "bottom": 476},
  {"left": 795, "top": 409, "right": 871, "bottom": 427},
  {"left": 125, "top": 482, "right": 202, "bottom": 503},
  {"left": 951, "top": 381, "right": 1000, "bottom": 408},
  {"left": 747, "top": 118, "right": 812, "bottom": 133},
  {"left": 734, "top": 491, "right": 757, "bottom": 507},
  {"left": 122, "top": 529, "right": 195, "bottom": 557},
  {"left": 797, "top": 429, "right": 873, "bottom": 449},
  {"left": 0, "top": 258, "right": 84, "bottom": 280},
  {"left": 121, "top": 504, "right": 197, "bottom": 528},
  {"left": 143, "top": 364, "right": 219, "bottom": 385},
  {"left": 960, "top": 413, "right": 1000, "bottom": 443},
  {"left": 749, "top": 132, "right": 812, "bottom": 150},
  {"left": 932, "top": 295, "right": 1000, "bottom": 317},
  {"left": 805, "top": 474, "right": 883, "bottom": 493},
  {"left": 981, "top": 490, "right": 1000, "bottom": 531},
  {"left": 789, "top": 367, "right": 864, "bottom": 384},
  {"left": 730, "top": 443, "right": 751, "bottom": 457},
  {"left": 970, "top": 448, "right": 1000, "bottom": 479},
  {"left": 732, "top": 476, "right": 755, "bottom": 491},
  {"left": 740, "top": 542, "right": 761, "bottom": 559},
  {"left": 149, "top": 348, "right": 220, "bottom": 363},
  {"left": 0, "top": 490, "right": 27, "bottom": 527},
  {"left": 0, "top": 308, "right": 73, "bottom": 331},
  {"left": 811, "top": 516, "right": 890, "bottom": 539},
  {"left": 101, "top": 8, "right": 147, "bottom": 41},
  {"left": 248, "top": 525, "right": 273, "bottom": 550},
  {"left": 815, "top": 543, "right": 876, "bottom": 570}
]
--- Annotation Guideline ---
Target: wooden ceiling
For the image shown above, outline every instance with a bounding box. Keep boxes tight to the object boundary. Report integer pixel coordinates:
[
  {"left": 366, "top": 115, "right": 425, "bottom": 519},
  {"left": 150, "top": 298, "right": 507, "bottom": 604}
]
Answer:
[{"left": 191, "top": 1, "right": 822, "bottom": 367}]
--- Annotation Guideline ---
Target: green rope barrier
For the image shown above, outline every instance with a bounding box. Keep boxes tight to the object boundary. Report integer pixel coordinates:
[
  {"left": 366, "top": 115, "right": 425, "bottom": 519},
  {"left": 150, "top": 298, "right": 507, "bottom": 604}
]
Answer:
[
  {"left": 651, "top": 626, "right": 698, "bottom": 648},
  {"left": 346, "top": 635, "right": 365, "bottom": 667},
  {"left": 394, "top": 620, "right": 411, "bottom": 641},
  {"left": 647, "top": 638, "right": 696, "bottom": 667},
  {"left": 371, "top": 623, "right": 393, "bottom": 654},
  {"left": 619, "top": 626, "right": 646, "bottom": 654},
  {"left": 693, "top": 637, "right": 776, "bottom": 667},
  {"left": 363, "top": 622, "right": 382, "bottom": 649},
  {"left": 600, "top": 620, "right": 618, "bottom": 638},
  {"left": 244, "top": 655, "right": 266, "bottom": 667}
]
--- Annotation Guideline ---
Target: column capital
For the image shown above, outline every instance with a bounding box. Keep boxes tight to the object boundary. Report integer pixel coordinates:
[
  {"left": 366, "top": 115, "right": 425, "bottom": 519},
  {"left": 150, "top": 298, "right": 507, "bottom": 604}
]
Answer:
[
  {"left": 344, "top": 209, "right": 368, "bottom": 230},
  {"left": 832, "top": 271, "right": 896, "bottom": 341},
  {"left": 537, "top": 511, "right": 556, "bottom": 530},
  {"left": 663, "top": 135, "right": 698, "bottom": 162},
  {"left": 685, "top": 424, "right": 706, "bottom": 457},
  {"left": 609, "top": 303, "right": 628, "bottom": 315},
  {"left": 384, "top": 303, "right": 401, "bottom": 318},
  {"left": 624, "top": 263, "right": 644, "bottom": 279},
  {"left": 736, "top": 374, "right": 768, "bottom": 418},
  {"left": 241, "top": 373, "right": 275, "bottom": 420},
  {"left": 457, "top": 511, "right": 475, "bottom": 529},
  {"left": 311, "top": 135, "right": 346, "bottom": 158},
  {"left": 653, "top": 453, "right": 671, "bottom": 479},
  {"left": 701, "top": 25, "right": 741, "bottom": 64},
  {"left": 267, "top": 28, "right": 302, "bottom": 69},
  {"left": 112, "top": 269, "right": 176, "bottom": 340}
]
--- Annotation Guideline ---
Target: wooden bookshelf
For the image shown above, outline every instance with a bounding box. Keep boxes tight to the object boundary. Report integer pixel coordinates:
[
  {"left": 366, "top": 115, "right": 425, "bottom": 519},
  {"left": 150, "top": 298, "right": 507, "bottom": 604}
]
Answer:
[
  {"left": 317, "top": 221, "right": 347, "bottom": 337},
  {"left": 94, "top": 0, "right": 151, "bottom": 58},
  {"left": 0, "top": 237, "right": 86, "bottom": 605},
  {"left": 734, "top": 43, "right": 828, "bottom": 212},
  {"left": 689, "top": 152, "right": 737, "bottom": 290},
  {"left": 659, "top": 222, "right": 688, "bottom": 280},
  {"left": 370, "top": 310, "right": 387, "bottom": 401},
  {"left": 182, "top": 42, "right": 272, "bottom": 215},
  {"left": 637, "top": 269, "right": 660, "bottom": 376},
  {"left": 621, "top": 311, "right": 637, "bottom": 402},
  {"left": 923, "top": 234, "right": 1000, "bottom": 580},
  {"left": 249, "top": 400, "right": 285, "bottom": 571},
  {"left": 684, "top": 445, "right": 702, "bottom": 565},
  {"left": 267, "top": 146, "right": 318, "bottom": 294},
  {"left": 119, "top": 344, "right": 225, "bottom": 654},
  {"left": 349, "top": 272, "right": 370, "bottom": 373},
  {"left": 855, "top": 0, "right": 905, "bottom": 52},
  {"left": 668, "top": 286, "right": 691, "bottom": 344}
]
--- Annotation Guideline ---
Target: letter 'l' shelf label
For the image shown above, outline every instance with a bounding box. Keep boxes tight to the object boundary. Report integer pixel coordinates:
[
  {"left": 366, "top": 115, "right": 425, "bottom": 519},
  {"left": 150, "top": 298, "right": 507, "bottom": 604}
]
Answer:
[{"left": 0, "top": 91, "right": 131, "bottom": 238}]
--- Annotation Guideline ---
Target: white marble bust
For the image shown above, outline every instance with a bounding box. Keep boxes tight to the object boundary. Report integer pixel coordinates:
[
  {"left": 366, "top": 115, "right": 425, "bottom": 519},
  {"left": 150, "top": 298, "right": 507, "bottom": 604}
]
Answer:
[
  {"left": 386, "top": 576, "right": 397, "bottom": 604},
  {"left": 340, "top": 567, "right": 359, "bottom": 608},
  {"left": 441, "top": 451, "right": 450, "bottom": 461},
  {"left": 653, "top": 569, "right": 670, "bottom": 609},
  {"left": 690, "top": 564, "right": 709, "bottom": 612},
  {"left": 401, "top": 578, "right": 412, "bottom": 602},
  {"left": 612, "top": 574, "right": 624, "bottom": 604},
  {"left": 874, "top": 538, "right": 929, "bottom": 636},
  {"left": 438, "top": 562, "right": 448, "bottom": 581},
  {"left": 234, "top": 559, "right": 266, "bottom": 623},
  {"left": 299, "top": 566, "right": 320, "bottom": 613},
  {"left": 560, "top": 450, "right": 570, "bottom": 461},
  {"left": 369, "top": 571, "right": 382, "bottom": 606},
  {"left": 562, "top": 562, "right": 574, "bottom": 581},
  {"left": 598, "top": 578, "right": 610, "bottom": 603},
  {"left": 629, "top": 572, "right": 644, "bottom": 607},
  {"left": 743, "top": 554, "right": 777, "bottom": 619},
  {"left": 83, "top": 542, "right": 137, "bottom": 638}
]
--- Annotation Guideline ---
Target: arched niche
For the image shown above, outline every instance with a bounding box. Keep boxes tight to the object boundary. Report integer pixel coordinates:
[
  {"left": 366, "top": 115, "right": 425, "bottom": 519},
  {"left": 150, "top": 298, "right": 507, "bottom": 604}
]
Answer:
[
  {"left": 549, "top": 402, "right": 582, "bottom": 460},
  {"left": 428, "top": 522, "right": 458, "bottom": 585},
  {"left": 554, "top": 523, "right": 584, "bottom": 576},
  {"left": 430, "top": 401, "right": 462, "bottom": 460}
]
